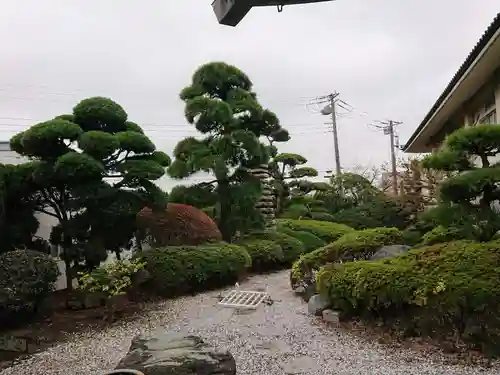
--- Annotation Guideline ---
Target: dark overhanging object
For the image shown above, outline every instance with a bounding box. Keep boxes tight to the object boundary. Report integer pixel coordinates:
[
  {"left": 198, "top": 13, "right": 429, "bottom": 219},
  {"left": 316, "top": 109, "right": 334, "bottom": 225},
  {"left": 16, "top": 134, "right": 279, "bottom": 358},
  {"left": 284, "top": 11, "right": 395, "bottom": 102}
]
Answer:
[{"left": 212, "top": 0, "right": 335, "bottom": 27}]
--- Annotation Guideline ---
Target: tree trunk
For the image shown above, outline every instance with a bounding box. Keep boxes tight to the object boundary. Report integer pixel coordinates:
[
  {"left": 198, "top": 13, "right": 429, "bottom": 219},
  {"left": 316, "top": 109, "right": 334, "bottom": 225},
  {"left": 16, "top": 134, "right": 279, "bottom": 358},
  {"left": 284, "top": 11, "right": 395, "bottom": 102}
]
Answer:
[{"left": 217, "top": 181, "right": 233, "bottom": 242}]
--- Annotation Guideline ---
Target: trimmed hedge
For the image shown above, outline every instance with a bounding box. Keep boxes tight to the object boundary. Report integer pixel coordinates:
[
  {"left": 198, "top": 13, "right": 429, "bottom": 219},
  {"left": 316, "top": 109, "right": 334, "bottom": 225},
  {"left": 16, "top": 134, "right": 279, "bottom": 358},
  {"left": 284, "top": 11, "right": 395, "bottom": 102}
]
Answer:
[
  {"left": 140, "top": 242, "right": 251, "bottom": 297},
  {"left": 291, "top": 227, "right": 402, "bottom": 285},
  {"left": 277, "top": 219, "right": 353, "bottom": 242},
  {"left": 278, "top": 227, "right": 326, "bottom": 252},
  {"left": 239, "top": 239, "right": 284, "bottom": 271},
  {"left": 0, "top": 250, "right": 60, "bottom": 323},
  {"left": 316, "top": 240, "right": 500, "bottom": 356},
  {"left": 244, "top": 231, "right": 305, "bottom": 264},
  {"left": 421, "top": 225, "right": 468, "bottom": 245}
]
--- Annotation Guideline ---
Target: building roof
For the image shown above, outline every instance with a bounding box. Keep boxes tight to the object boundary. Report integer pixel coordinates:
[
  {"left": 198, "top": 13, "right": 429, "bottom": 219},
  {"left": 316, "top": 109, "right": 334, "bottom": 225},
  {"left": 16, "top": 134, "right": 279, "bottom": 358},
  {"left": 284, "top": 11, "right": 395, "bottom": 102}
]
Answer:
[{"left": 403, "top": 12, "right": 500, "bottom": 152}]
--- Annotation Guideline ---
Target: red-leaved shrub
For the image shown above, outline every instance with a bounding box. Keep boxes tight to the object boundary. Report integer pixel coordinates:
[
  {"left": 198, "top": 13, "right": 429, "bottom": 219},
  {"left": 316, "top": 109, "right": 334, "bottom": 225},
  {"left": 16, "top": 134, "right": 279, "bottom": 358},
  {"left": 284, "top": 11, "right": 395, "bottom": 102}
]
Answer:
[{"left": 137, "top": 203, "right": 222, "bottom": 246}]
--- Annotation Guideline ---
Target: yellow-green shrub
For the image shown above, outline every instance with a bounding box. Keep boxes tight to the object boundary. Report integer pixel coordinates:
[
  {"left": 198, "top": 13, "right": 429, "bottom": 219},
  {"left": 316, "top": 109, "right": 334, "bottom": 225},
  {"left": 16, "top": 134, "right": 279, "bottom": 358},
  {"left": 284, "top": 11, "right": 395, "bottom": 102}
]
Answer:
[
  {"left": 316, "top": 240, "right": 500, "bottom": 356},
  {"left": 278, "top": 227, "right": 326, "bottom": 252},
  {"left": 291, "top": 227, "right": 402, "bottom": 284}
]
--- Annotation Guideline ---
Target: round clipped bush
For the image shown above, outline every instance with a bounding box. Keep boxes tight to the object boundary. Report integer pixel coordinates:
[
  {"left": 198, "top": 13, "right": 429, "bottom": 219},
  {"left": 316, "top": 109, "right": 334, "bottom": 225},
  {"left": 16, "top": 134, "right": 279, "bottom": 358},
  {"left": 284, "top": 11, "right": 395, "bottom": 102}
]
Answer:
[
  {"left": 316, "top": 240, "right": 500, "bottom": 356},
  {"left": 239, "top": 239, "right": 284, "bottom": 271},
  {"left": 278, "top": 227, "right": 326, "bottom": 252},
  {"left": 245, "top": 231, "right": 306, "bottom": 264},
  {"left": 422, "top": 225, "right": 468, "bottom": 245},
  {"left": 137, "top": 203, "right": 222, "bottom": 246},
  {"left": 140, "top": 242, "right": 251, "bottom": 297},
  {"left": 291, "top": 227, "right": 402, "bottom": 286},
  {"left": 277, "top": 219, "right": 353, "bottom": 242},
  {"left": 0, "top": 250, "right": 60, "bottom": 320}
]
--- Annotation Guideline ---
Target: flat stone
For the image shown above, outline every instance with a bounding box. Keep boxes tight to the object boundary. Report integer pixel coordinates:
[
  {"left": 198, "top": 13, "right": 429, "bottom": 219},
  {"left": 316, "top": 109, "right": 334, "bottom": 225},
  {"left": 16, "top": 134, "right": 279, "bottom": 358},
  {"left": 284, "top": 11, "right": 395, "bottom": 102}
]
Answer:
[
  {"left": 322, "top": 309, "right": 340, "bottom": 325},
  {"left": 370, "top": 244, "right": 411, "bottom": 261},
  {"left": 307, "top": 294, "right": 330, "bottom": 316},
  {"left": 114, "top": 332, "right": 236, "bottom": 375}
]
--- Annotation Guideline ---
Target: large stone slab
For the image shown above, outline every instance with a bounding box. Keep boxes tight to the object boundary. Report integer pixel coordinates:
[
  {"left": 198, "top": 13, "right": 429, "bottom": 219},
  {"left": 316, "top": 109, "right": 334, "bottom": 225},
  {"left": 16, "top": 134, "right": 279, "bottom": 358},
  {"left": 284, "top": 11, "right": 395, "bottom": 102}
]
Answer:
[
  {"left": 115, "top": 332, "right": 236, "bottom": 375},
  {"left": 370, "top": 244, "right": 411, "bottom": 261},
  {"left": 307, "top": 294, "right": 330, "bottom": 316}
]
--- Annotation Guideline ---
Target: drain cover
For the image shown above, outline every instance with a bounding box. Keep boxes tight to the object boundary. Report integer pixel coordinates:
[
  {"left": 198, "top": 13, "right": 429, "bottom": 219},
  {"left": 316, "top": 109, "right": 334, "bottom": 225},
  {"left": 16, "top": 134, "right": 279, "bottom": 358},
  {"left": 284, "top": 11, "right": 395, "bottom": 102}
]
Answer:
[{"left": 218, "top": 290, "right": 269, "bottom": 309}]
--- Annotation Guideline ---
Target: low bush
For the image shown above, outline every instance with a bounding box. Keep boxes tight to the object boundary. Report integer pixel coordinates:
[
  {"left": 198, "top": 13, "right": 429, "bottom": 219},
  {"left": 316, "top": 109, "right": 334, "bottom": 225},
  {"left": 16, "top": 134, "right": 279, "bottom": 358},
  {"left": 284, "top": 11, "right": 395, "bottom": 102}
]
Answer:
[
  {"left": 140, "top": 242, "right": 251, "bottom": 297},
  {"left": 401, "top": 229, "right": 422, "bottom": 246},
  {"left": 137, "top": 203, "right": 222, "bottom": 247},
  {"left": 310, "top": 212, "right": 335, "bottom": 222},
  {"left": 278, "top": 227, "right": 326, "bottom": 252},
  {"left": 78, "top": 258, "right": 147, "bottom": 297},
  {"left": 239, "top": 239, "right": 284, "bottom": 271},
  {"left": 0, "top": 250, "right": 60, "bottom": 323},
  {"left": 316, "top": 240, "right": 500, "bottom": 356},
  {"left": 421, "top": 225, "right": 468, "bottom": 245},
  {"left": 277, "top": 219, "right": 353, "bottom": 242},
  {"left": 244, "top": 231, "right": 305, "bottom": 264},
  {"left": 291, "top": 227, "right": 402, "bottom": 285},
  {"left": 331, "top": 198, "right": 411, "bottom": 230}
]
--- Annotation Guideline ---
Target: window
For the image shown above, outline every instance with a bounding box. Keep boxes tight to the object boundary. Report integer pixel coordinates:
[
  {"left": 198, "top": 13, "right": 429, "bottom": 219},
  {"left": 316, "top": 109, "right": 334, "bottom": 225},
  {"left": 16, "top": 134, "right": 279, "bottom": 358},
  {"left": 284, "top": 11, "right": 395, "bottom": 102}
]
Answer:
[{"left": 478, "top": 109, "right": 497, "bottom": 125}]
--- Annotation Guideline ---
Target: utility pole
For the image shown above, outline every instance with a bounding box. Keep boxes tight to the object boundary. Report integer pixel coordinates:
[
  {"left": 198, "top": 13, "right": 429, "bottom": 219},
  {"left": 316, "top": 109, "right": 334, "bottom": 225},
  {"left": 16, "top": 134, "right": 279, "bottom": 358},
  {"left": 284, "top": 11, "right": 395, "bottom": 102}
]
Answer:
[
  {"left": 329, "top": 92, "right": 341, "bottom": 177},
  {"left": 318, "top": 92, "right": 341, "bottom": 176},
  {"left": 368, "top": 119, "right": 402, "bottom": 196}
]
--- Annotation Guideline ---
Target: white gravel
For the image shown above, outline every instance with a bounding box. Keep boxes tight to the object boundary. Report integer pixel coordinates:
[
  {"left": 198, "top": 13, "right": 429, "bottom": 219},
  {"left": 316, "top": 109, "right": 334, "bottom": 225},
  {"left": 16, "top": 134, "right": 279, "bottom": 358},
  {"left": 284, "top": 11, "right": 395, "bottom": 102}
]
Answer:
[{"left": 1, "top": 270, "right": 498, "bottom": 375}]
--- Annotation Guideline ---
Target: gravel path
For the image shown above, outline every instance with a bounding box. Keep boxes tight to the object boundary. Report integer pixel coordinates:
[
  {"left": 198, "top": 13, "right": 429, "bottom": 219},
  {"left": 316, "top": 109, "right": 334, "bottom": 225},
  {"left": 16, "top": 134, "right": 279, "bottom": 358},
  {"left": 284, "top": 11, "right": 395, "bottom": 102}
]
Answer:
[{"left": 1, "top": 270, "right": 498, "bottom": 375}]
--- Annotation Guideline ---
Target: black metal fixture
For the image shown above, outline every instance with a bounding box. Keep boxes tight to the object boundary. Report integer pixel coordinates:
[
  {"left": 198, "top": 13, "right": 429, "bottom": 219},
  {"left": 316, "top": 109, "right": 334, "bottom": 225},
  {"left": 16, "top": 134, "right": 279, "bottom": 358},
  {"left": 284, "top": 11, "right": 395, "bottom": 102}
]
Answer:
[{"left": 212, "top": 0, "right": 335, "bottom": 27}]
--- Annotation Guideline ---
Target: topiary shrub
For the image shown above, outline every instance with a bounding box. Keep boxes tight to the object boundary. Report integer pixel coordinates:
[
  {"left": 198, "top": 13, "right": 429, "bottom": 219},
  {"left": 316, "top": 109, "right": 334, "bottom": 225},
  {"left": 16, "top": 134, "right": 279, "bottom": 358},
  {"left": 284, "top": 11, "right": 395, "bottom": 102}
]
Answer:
[
  {"left": 0, "top": 250, "right": 60, "bottom": 323},
  {"left": 401, "top": 229, "right": 422, "bottom": 246},
  {"left": 277, "top": 219, "right": 353, "bottom": 242},
  {"left": 139, "top": 242, "right": 250, "bottom": 297},
  {"left": 239, "top": 239, "right": 284, "bottom": 271},
  {"left": 278, "top": 227, "right": 326, "bottom": 252},
  {"left": 421, "top": 225, "right": 469, "bottom": 245},
  {"left": 316, "top": 240, "right": 500, "bottom": 356},
  {"left": 291, "top": 227, "right": 402, "bottom": 286},
  {"left": 310, "top": 212, "right": 335, "bottom": 222},
  {"left": 244, "top": 231, "right": 306, "bottom": 264},
  {"left": 137, "top": 203, "right": 222, "bottom": 247}
]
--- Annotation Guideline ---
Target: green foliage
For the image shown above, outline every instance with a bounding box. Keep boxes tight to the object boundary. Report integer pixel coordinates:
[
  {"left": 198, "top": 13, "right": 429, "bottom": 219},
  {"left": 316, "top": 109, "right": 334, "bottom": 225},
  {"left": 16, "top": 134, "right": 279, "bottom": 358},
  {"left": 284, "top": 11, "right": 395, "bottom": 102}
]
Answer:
[
  {"left": 168, "top": 184, "right": 217, "bottom": 209},
  {"left": 239, "top": 239, "right": 284, "bottom": 271},
  {"left": 277, "top": 219, "right": 353, "bottom": 242},
  {"left": 77, "top": 258, "right": 146, "bottom": 298},
  {"left": 278, "top": 227, "right": 326, "bottom": 252},
  {"left": 140, "top": 242, "right": 251, "bottom": 297},
  {"left": 422, "top": 124, "right": 500, "bottom": 241},
  {"left": 401, "top": 229, "right": 422, "bottom": 246},
  {"left": 316, "top": 241, "right": 500, "bottom": 356},
  {"left": 269, "top": 153, "right": 318, "bottom": 215},
  {"left": 0, "top": 250, "right": 60, "bottom": 320},
  {"left": 310, "top": 212, "right": 335, "bottom": 222},
  {"left": 168, "top": 62, "right": 289, "bottom": 241},
  {"left": 292, "top": 227, "right": 402, "bottom": 284},
  {"left": 243, "top": 230, "right": 306, "bottom": 264},
  {"left": 421, "top": 226, "right": 469, "bottom": 245},
  {"left": 331, "top": 198, "right": 411, "bottom": 230},
  {"left": 316, "top": 173, "right": 382, "bottom": 213},
  {"left": 9, "top": 97, "right": 169, "bottom": 280}
]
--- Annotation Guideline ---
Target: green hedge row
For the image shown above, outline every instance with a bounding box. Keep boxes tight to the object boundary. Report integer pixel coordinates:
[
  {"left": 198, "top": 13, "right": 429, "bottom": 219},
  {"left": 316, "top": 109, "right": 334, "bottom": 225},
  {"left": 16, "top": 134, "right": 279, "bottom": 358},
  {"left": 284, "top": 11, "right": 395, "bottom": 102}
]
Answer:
[
  {"left": 142, "top": 222, "right": 334, "bottom": 297},
  {"left": 141, "top": 243, "right": 251, "bottom": 297},
  {"left": 277, "top": 219, "right": 353, "bottom": 242},
  {"left": 316, "top": 240, "right": 500, "bottom": 356},
  {"left": 291, "top": 227, "right": 402, "bottom": 285}
]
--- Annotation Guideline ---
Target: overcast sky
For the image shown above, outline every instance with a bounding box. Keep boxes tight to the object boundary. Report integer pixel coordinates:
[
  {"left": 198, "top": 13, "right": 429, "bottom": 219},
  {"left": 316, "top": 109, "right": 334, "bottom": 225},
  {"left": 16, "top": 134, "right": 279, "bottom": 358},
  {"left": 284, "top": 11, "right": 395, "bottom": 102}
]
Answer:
[{"left": 0, "top": 1, "right": 498, "bottom": 190}]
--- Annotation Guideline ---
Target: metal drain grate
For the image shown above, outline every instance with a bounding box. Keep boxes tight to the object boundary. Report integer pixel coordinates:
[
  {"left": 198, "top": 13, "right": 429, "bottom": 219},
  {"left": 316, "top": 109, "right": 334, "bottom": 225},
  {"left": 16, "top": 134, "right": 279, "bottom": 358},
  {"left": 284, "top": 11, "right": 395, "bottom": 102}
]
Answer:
[{"left": 218, "top": 290, "right": 269, "bottom": 309}]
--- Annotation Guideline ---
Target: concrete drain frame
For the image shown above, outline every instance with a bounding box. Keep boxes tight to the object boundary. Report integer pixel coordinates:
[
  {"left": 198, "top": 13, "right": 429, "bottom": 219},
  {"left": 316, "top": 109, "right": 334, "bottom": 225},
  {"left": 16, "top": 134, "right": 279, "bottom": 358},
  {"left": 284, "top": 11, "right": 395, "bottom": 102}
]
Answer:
[{"left": 218, "top": 289, "right": 272, "bottom": 310}]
